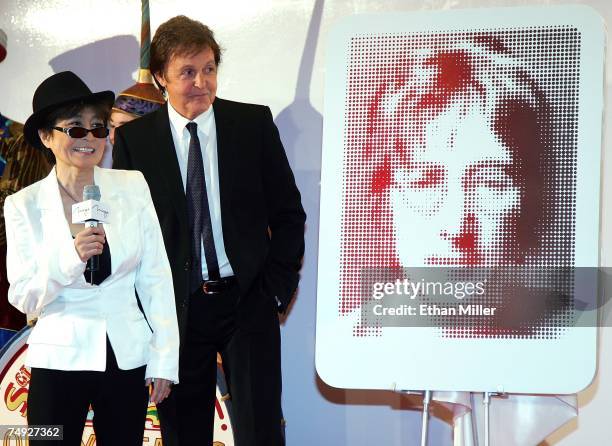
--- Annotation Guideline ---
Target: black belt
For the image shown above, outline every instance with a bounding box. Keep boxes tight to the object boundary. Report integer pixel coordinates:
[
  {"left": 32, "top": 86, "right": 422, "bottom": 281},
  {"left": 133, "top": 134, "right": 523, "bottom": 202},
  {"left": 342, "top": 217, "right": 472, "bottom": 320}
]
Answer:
[{"left": 200, "top": 276, "right": 237, "bottom": 295}]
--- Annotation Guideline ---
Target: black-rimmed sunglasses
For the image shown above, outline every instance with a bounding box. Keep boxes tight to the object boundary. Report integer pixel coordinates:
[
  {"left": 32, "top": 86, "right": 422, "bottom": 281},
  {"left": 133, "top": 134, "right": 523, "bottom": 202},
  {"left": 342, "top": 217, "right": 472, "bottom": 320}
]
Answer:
[{"left": 52, "top": 126, "right": 110, "bottom": 139}]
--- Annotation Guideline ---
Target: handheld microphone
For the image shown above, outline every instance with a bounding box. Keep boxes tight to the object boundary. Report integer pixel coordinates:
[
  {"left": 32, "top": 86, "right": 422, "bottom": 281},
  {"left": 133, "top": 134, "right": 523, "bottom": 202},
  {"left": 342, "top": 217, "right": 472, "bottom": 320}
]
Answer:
[
  {"left": 83, "top": 185, "right": 101, "bottom": 272},
  {"left": 72, "top": 185, "right": 109, "bottom": 277}
]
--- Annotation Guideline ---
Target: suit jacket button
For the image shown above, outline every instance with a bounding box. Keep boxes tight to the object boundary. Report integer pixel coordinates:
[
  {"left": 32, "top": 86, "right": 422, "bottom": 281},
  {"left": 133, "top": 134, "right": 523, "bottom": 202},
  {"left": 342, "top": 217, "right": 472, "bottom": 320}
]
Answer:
[{"left": 184, "top": 261, "right": 190, "bottom": 271}]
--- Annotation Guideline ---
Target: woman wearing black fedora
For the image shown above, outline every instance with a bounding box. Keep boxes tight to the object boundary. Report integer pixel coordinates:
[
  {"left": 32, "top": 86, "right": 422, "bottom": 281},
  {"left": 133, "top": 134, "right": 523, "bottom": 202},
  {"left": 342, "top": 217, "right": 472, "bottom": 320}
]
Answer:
[{"left": 4, "top": 71, "right": 179, "bottom": 445}]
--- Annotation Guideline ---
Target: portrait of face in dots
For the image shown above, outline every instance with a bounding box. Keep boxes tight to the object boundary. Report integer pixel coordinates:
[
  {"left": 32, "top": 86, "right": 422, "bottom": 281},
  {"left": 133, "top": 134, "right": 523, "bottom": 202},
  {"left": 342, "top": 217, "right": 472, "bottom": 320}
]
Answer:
[
  {"left": 382, "top": 37, "right": 551, "bottom": 267},
  {"left": 339, "top": 30, "right": 579, "bottom": 334}
]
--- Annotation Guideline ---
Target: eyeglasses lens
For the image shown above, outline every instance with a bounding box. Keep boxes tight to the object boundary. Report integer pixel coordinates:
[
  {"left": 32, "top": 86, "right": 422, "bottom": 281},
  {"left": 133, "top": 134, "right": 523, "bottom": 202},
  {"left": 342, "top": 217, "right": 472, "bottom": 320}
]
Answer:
[
  {"left": 91, "top": 127, "right": 109, "bottom": 138},
  {"left": 66, "top": 127, "right": 109, "bottom": 138}
]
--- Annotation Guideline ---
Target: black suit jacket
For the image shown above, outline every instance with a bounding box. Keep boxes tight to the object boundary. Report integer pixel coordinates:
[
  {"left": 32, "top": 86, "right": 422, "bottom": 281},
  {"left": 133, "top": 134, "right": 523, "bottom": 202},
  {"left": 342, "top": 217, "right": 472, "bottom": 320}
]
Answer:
[{"left": 113, "top": 98, "right": 305, "bottom": 337}]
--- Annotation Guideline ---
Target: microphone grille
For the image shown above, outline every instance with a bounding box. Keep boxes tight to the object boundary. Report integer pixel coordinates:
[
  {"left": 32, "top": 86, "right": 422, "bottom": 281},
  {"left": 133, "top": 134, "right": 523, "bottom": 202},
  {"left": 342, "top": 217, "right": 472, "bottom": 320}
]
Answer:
[{"left": 83, "top": 185, "right": 101, "bottom": 201}]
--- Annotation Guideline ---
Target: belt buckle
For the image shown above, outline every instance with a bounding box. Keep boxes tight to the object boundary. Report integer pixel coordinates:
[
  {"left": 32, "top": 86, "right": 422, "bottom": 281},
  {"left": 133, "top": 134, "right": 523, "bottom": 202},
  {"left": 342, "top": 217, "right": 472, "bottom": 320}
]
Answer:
[{"left": 202, "top": 280, "right": 222, "bottom": 295}]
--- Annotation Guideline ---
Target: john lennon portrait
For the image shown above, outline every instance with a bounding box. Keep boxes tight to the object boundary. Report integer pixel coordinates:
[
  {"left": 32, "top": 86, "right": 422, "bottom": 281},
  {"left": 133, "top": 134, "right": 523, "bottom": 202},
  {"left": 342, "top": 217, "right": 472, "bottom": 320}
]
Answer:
[{"left": 338, "top": 30, "right": 580, "bottom": 337}]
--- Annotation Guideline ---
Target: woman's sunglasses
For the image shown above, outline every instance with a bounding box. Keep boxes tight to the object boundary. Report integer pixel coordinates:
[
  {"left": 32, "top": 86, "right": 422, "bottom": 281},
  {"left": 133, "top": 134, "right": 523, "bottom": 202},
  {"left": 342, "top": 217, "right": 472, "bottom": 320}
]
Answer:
[{"left": 52, "top": 126, "right": 109, "bottom": 139}]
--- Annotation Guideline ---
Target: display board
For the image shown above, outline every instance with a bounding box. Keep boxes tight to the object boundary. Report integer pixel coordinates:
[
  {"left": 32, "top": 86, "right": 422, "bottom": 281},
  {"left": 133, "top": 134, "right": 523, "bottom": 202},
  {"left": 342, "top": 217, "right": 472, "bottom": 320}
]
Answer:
[{"left": 316, "top": 5, "right": 604, "bottom": 394}]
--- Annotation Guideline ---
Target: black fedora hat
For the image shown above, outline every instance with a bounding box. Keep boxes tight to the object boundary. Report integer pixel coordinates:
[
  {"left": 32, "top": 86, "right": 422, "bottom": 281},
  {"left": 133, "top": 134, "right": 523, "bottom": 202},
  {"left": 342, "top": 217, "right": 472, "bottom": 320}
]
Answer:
[{"left": 24, "top": 71, "right": 114, "bottom": 150}]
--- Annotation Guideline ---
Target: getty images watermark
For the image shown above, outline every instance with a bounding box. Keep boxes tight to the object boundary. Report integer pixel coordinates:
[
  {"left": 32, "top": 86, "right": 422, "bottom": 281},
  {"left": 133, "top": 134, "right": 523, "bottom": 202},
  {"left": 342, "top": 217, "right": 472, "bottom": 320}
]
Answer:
[
  {"left": 371, "top": 278, "right": 493, "bottom": 317},
  {"left": 357, "top": 268, "right": 612, "bottom": 330}
]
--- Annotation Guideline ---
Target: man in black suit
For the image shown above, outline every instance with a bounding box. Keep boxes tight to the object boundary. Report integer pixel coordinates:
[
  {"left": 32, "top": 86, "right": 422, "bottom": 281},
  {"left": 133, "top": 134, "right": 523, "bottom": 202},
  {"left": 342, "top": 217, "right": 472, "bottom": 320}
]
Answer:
[{"left": 113, "top": 15, "right": 305, "bottom": 446}]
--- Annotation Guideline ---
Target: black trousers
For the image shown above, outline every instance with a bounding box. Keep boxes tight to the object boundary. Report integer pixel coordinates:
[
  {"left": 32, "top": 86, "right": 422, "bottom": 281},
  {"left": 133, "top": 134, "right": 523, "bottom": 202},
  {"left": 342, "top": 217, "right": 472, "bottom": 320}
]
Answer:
[
  {"left": 27, "top": 337, "right": 148, "bottom": 446},
  {"left": 158, "top": 283, "right": 284, "bottom": 446}
]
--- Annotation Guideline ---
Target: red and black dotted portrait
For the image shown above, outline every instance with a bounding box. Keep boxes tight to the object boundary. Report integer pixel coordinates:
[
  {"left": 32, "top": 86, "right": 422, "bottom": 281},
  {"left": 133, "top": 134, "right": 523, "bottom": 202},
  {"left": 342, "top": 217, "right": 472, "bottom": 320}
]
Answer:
[{"left": 339, "top": 29, "right": 580, "bottom": 338}]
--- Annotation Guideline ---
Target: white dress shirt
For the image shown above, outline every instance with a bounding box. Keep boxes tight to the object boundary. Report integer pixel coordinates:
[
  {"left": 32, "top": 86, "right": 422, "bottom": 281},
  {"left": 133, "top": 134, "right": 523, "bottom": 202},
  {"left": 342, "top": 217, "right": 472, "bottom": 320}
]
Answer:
[{"left": 167, "top": 101, "right": 234, "bottom": 280}]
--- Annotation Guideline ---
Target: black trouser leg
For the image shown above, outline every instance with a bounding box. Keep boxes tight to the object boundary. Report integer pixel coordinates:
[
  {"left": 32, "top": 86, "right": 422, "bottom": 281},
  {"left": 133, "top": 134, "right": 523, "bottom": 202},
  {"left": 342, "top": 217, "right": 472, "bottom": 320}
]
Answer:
[
  {"left": 170, "top": 284, "right": 284, "bottom": 446},
  {"left": 173, "top": 287, "right": 237, "bottom": 445},
  {"left": 27, "top": 338, "right": 149, "bottom": 446},
  {"left": 222, "top": 322, "right": 284, "bottom": 446},
  {"left": 173, "top": 324, "right": 218, "bottom": 445},
  {"left": 27, "top": 367, "right": 91, "bottom": 446},
  {"left": 92, "top": 338, "right": 148, "bottom": 446}
]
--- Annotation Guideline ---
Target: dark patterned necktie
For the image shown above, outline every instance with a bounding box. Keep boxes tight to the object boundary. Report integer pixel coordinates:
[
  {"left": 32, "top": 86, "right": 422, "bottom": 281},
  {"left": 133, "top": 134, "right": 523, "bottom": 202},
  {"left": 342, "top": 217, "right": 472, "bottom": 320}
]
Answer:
[{"left": 186, "top": 122, "right": 220, "bottom": 292}]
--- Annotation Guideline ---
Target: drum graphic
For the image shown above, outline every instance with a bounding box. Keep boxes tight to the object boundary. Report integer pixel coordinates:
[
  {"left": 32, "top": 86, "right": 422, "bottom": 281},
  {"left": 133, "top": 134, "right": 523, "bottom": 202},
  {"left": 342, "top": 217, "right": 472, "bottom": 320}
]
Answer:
[{"left": 0, "top": 327, "right": 234, "bottom": 445}]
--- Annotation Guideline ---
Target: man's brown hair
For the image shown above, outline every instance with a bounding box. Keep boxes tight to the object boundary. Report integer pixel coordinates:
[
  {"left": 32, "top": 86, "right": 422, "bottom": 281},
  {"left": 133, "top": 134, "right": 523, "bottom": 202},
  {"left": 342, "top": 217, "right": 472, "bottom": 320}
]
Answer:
[{"left": 150, "top": 15, "right": 222, "bottom": 94}]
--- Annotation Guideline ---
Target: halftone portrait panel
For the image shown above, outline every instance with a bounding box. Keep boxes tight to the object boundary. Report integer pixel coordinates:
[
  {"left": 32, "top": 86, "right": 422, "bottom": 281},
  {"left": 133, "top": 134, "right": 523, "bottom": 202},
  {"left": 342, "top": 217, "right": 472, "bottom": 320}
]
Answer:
[
  {"left": 316, "top": 6, "right": 603, "bottom": 393},
  {"left": 340, "top": 29, "right": 578, "bottom": 339}
]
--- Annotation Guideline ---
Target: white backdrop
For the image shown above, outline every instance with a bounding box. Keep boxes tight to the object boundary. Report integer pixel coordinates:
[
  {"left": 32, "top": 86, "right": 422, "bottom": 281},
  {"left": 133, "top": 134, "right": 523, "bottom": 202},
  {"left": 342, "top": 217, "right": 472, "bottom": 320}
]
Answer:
[{"left": 1, "top": 0, "right": 611, "bottom": 444}]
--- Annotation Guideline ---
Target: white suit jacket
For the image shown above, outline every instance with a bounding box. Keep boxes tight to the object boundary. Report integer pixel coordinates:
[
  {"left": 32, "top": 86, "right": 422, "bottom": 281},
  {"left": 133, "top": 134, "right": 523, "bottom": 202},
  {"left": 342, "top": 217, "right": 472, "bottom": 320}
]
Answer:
[{"left": 4, "top": 166, "right": 179, "bottom": 383}]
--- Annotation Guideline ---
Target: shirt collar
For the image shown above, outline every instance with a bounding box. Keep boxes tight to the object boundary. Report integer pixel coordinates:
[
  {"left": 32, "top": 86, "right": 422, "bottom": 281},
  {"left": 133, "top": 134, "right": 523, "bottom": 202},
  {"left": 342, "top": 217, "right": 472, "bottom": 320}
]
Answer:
[{"left": 167, "top": 100, "right": 214, "bottom": 136}]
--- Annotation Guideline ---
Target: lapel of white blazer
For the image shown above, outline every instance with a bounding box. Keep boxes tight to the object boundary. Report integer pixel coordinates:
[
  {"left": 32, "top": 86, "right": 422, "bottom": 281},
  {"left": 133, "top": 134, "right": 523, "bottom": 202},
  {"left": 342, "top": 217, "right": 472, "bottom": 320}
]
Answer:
[
  {"left": 92, "top": 166, "right": 122, "bottom": 276},
  {"left": 35, "top": 168, "right": 86, "bottom": 283},
  {"left": 36, "top": 167, "right": 122, "bottom": 278},
  {"left": 36, "top": 167, "right": 71, "bottom": 233}
]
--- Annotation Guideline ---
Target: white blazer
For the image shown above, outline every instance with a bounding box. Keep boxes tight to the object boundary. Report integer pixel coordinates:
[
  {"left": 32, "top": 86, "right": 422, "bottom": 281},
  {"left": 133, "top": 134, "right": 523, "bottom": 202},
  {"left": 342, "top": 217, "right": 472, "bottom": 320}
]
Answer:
[{"left": 4, "top": 166, "right": 179, "bottom": 383}]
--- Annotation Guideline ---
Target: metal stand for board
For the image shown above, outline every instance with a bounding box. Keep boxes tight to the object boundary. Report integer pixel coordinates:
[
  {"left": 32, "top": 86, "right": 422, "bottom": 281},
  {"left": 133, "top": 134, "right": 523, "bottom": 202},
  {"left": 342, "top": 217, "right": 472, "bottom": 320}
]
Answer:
[
  {"left": 406, "top": 390, "right": 503, "bottom": 445},
  {"left": 420, "top": 390, "right": 432, "bottom": 446},
  {"left": 401, "top": 390, "right": 432, "bottom": 446},
  {"left": 484, "top": 392, "right": 491, "bottom": 446},
  {"left": 482, "top": 391, "right": 504, "bottom": 446}
]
